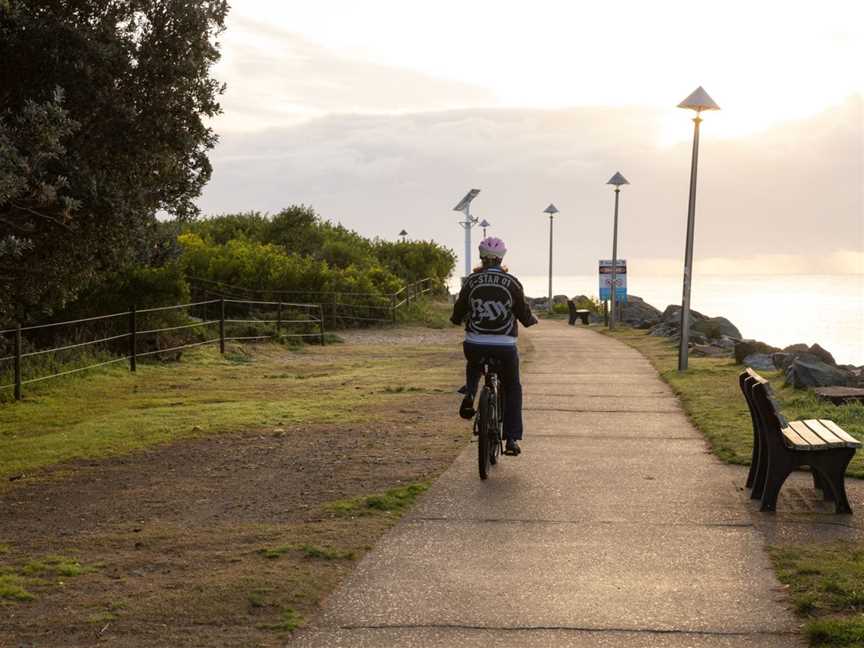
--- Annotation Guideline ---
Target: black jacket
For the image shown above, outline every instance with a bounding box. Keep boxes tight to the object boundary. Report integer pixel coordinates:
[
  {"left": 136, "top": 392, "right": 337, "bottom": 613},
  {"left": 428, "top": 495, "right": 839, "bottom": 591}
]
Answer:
[{"left": 450, "top": 267, "right": 537, "bottom": 339}]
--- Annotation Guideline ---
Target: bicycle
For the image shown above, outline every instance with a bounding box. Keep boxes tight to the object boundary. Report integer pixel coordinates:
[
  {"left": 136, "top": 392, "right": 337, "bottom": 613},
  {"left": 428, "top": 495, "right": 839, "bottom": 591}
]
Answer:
[{"left": 474, "top": 357, "right": 505, "bottom": 480}]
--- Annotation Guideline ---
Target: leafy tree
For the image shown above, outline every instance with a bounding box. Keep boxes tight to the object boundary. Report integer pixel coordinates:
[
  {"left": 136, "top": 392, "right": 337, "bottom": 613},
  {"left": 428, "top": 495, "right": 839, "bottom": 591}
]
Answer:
[{"left": 0, "top": 0, "right": 228, "bottom": 324}]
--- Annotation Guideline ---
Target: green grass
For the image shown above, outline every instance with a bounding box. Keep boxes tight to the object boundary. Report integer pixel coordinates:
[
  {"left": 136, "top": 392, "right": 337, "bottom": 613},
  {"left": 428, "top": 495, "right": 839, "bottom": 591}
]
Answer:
[
  {"left": 0, "top": 573, "right": 34, "bottom": 602},
  {"left": 396, "top": 297, "right": 452, "bottom": 328},
  {"left": 22, "top": 555, "right": 96, "bottom": 578},
  {"left": 262, "top": 607, "right": 304, "bottom": 632},
  {"left": 259, "top": 544, "right": 355, "bottom": 561},
  {"left": 601, "top": 326, "right": 864, "bottom": 477},
  {"left": 324, "top": 482, "right": 430, "bottom": 516},
  {"left": 0, "top": 341, "right": 460, "bottom": 484},
  {"left": 771, "top": 543, "right": 864, "bottom": 646}
]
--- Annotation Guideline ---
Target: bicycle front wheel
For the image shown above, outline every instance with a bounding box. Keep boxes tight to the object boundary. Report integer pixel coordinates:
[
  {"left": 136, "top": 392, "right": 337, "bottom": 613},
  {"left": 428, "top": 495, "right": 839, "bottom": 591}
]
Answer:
[{"left": 477, "top": 388, "right": 492, "bottom": 479}]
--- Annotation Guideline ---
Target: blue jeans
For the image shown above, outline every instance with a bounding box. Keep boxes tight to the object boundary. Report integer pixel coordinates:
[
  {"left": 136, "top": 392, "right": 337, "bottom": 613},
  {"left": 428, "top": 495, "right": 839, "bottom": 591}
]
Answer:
[{"left": 463, "top": 342, "right": 523, "bottom": 441}]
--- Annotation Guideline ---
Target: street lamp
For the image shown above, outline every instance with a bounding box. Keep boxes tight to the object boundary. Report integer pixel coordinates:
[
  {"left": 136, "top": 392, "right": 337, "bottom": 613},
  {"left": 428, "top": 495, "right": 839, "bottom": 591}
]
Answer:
[
  {"left": 479, "top": 219, "right": 490, "bottom": 238},
  {"left": 606, "top": 172, "right": 629, "bottom": 328},
  {"left": 453, "top": 189, "right": 481, "bottom": 279},
  {"left": 543, "top": 204, "right": 559, "bottom": 310},
  {"left": 398, "top": 229, "right": 408, "bottom": 242},
  {"left": 676, "top": 86, "right": 720, "bottom": 371}
]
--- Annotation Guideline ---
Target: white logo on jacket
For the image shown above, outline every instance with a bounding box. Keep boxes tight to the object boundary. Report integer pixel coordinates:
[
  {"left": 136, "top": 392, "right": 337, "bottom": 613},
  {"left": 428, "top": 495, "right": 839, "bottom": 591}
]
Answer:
[{"left": 468, "top": 284, "right": 514, "bottom": 334}]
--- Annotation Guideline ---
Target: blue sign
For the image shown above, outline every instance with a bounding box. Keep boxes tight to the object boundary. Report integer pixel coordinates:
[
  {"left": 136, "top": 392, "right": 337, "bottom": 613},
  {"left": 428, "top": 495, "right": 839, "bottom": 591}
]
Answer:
[{"left": 599, "top": 259, "right": 627, "bottom": 302}]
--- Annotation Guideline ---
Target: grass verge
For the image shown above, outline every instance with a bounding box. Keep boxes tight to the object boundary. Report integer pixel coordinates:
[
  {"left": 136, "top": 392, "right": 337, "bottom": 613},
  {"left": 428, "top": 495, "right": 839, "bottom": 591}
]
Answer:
[
  {"left": 600, "top": 326, "right": 864, "bottom": 477},
  {"left": 600, "top": 324, "right": 864, "bottom": 647},
  {"left": 771, "top": 543, "right": 864, "bottom": 646}
]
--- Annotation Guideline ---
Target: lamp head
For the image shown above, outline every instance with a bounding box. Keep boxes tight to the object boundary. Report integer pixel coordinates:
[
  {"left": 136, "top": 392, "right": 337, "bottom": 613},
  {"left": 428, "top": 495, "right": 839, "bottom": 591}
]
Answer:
[
  {"left": 543, "top": 203, "right": 559, "bottom": 215},
  {"left": 678, "top": 86, "right": 720, "bottom": 112},
  {"left": 607, "top": 172, "right": 630, "bottom": 187}
]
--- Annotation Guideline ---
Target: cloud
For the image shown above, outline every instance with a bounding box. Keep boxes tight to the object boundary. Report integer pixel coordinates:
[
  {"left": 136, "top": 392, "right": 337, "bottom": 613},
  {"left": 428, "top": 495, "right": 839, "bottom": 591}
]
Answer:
[
  {"left": 211, "top": 18, "right": 497, "bottom": 131},
  {"left": 198, "top": 96, "right": 863, "bottom": 276}
]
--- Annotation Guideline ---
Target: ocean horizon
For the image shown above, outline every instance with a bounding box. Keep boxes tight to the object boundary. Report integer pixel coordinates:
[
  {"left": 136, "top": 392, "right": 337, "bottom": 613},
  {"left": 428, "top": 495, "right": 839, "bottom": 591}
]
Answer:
[{"left": 450, "top": 273, "right": 864, "bottom": 366}]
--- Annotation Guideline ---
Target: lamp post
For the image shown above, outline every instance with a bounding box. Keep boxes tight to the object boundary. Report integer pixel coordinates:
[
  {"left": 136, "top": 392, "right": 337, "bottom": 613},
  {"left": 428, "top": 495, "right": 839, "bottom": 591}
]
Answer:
[
  {"left": 676, "top": 86, "right": 720, "bottom": 371},
  {"left": 479, "top": 219, "right": 490, "bottom": 238},
  {"left": 398, "top": 229, "right": 408, "bottom": 242},
  {"left": 543, "top": 204, "right": 559, "bottom": 310},
  {"left": 453, "top": 189, "right": 481, "bottom": 279},
  {"left": 606, "top": 172, "right": 629, "bottom": 328}
]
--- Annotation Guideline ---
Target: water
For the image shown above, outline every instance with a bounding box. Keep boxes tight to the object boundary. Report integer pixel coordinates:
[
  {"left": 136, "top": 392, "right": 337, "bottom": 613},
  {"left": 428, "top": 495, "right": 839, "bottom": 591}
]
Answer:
[{"left": 450, "top": 274, "right": 864, "bottom": 366}]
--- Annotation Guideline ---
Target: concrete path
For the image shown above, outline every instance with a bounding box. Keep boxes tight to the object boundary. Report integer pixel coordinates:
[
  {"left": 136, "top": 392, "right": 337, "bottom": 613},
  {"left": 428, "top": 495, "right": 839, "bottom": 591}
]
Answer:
[{"left": 291, "top": 321, "right": 803, "bottom": 647}]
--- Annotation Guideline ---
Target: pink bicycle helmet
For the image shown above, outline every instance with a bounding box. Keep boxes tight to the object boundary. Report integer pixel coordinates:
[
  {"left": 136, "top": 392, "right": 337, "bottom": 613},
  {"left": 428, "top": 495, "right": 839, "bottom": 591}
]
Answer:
[{"left": 478, "top": 236, "right": 507, "bottom": 259}]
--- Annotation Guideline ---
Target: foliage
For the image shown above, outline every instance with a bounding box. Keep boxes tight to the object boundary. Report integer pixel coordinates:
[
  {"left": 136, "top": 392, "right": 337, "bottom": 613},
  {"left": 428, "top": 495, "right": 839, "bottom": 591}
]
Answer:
[
  {"left": 373, "top": 239, "right": 456, "bottom": 286},
  {"left": 0, "top": 0, "right": 228, "bottom": 325},
  {"left": 184, "top": 209, "right": 456, "bottom": 288},
  {"left": 56, "top": 263, "right": 191, "bottom": 320}
]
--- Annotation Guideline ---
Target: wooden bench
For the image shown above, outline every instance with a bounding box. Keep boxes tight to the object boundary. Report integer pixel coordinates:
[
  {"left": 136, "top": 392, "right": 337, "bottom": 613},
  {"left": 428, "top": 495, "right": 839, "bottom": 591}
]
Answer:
[
  {"left": 566, "top": 301, "right": 590, "bottom": 325},
  {"left": 739, "top": 368, "right": 861, "bottom": 513}
]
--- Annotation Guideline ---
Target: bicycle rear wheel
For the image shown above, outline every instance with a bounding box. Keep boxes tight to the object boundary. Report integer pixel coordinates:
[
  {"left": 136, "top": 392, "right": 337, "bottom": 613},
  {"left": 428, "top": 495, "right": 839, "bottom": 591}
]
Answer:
[{"left": 477, "top": 388, "right": 492, "bottom": 479}]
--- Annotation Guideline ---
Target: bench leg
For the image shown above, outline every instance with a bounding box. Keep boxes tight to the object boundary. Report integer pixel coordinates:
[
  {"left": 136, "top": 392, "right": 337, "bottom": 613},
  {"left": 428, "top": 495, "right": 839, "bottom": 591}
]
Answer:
[
  {"left": 760, "top": 458, "right": 794, "bottom": 512},
  {"left": 746, "top": 429, "right": 761, "bottom": 489},
  {"left": 811, "top": 469, "right": 835, "bottom": 501},
  {"left": 812, "top": 452, "right": 855, "bottom": 514},
  {"left": 751, "top": 445, "right": 770, "bottom": 500}
]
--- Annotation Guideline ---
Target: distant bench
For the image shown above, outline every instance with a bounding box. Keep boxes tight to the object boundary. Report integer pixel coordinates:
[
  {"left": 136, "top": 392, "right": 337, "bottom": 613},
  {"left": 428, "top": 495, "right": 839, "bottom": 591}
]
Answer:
[
  {"left": 566, "top": 300, "right": 590, "bottom": 326},
  {"left": 739, "top": 368, "right": 861, "bottom": 513}
]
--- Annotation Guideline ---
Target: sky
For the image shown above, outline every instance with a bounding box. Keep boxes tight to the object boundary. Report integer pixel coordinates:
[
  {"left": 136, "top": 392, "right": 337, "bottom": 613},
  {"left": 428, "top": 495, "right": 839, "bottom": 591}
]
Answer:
[{"left": 196, "top": 0, "right": 864, "bottom": 276}]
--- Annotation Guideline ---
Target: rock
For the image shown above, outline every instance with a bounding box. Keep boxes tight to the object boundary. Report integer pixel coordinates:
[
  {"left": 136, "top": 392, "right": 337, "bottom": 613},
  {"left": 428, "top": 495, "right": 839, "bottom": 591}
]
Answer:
[
  {"left": 692, "top": 316, "right": 742, "bottom": 341},
  {"left": 660, "top": 304, "right": 708, "bottom": 326},
  {"left": 714, "top": 337, "right": 737, "bottom": 350},
  {"left": 734, "top": 339, "right": 780, "bottom": 364},
  {"left": 808, "top": 343, "right": 836, "bottom": 366},
  {"left": 743, "top": 353, "right": 777, "bottom": 371},
  {"left": 552, "top": 294, "right": 569, "bottom": 305},
  {"left": 690, "top": 333, "right": 709, "bottom": 345},
  {"left": 812, "top": 387, "right": 864, "bottom": 405},
  {"left": 784, "top": 343, "right": 810, "bottom": 353},
  {"left": 784, "top": 358, "right": 849, "bottom": 389},
  {"left": 772, "top": 352, "right": 795, "bottom": 371},
  {"left": 619, "top": 295, "right": 662, "bottom": 327},
  {"left": 692, "top": 344, "right": 731, "bottom": 358}
]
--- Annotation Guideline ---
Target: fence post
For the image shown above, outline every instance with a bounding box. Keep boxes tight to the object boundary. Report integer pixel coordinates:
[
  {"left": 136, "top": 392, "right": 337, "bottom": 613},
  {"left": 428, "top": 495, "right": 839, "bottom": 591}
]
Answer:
[
  {"left": 219, "top": 298, "right": 226, "bottom": 354},
  {"left": 318, "top": 304, "right": 326, "bottom": 346},
  {"left": 129, "top": 305, "right": 137, "bottom": 372},
  {"left": 277, "top": 301, "right": 282, "bottom": 336},
  {"left": 391, "top": 294, "right": 397, "bottom": 325},
  {"left": 13, "top": 324, "right": 22, "bottom": 401}
]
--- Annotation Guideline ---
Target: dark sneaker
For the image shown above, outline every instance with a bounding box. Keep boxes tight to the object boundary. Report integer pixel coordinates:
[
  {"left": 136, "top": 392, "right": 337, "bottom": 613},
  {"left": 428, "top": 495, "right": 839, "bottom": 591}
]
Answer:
[
  {"left": 459, "top": 395, "right": 476, "bottom": 420},
  {"left": 504, "top": 439, "right": 521, "bottom": 456}
]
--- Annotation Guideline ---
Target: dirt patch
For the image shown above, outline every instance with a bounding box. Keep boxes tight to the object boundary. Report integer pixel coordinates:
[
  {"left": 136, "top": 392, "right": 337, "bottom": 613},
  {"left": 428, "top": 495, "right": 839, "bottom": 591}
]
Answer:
[
  {"left": 0, "top": 336, "right": 470, "bottom": 646},
  {"left": 336, "top": 325, "right": 458, "bottom": 347}
]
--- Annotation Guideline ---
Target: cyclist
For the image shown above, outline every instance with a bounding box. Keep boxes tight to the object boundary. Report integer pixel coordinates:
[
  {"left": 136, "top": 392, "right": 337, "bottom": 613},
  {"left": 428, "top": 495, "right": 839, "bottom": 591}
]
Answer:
[{"left": 450, "top": 237, "right": 537, "bottom": 456}]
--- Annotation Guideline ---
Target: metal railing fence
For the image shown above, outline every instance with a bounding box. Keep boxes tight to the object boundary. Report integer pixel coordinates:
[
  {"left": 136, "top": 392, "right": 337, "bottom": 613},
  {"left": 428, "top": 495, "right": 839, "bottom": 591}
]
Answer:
[{"left": 0, "top": 298, "right": 323, "bottom": 401}]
